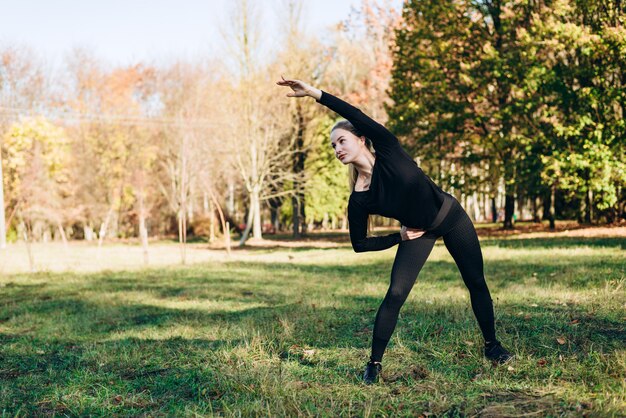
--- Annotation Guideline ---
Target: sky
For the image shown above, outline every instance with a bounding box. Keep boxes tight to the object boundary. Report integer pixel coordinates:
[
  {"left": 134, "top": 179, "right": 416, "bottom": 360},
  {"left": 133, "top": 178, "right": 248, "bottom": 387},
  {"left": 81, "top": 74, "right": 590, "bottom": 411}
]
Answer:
[{"left": 0, "top": 0, "right": 403, "bottom": 67}]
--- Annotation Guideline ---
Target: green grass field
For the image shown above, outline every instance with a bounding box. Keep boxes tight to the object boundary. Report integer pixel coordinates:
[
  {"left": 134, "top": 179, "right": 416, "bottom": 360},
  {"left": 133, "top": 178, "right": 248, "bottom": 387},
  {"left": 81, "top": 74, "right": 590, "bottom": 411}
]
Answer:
[{"left": 1, "top": 234, "right": 624, "bottom": 416}]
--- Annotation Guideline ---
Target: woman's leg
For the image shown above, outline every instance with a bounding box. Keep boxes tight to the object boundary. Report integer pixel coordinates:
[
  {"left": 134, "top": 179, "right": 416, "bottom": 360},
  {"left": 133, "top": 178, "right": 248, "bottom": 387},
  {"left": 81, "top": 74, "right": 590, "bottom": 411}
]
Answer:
[
  {"left": 370, "top": 236, "right": 437, "bottom": 362},
  {"left": 441, "top": 210, "right": 496, "bottom": 342}
]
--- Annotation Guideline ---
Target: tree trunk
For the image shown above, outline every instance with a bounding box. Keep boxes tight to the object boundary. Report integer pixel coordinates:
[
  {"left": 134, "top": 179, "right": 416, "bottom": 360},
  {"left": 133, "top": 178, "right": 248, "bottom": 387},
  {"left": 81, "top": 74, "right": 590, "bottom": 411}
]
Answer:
[
  {"left": 549, "top": 183, "right": 556, "bottom": 230},
  {"left": 138, "top": 185, "right": 149, "bottom": 265},
  {"left": 21, "top": 219, "right": 35, "bottom": 272},
  {"left": 227, "top": 180, "right": 235, "bottom": 215},
  {"left": 292, "top": 196, "right": 301, "bottom": 238},
  {"left": 585, "top": 188, "right": 593, "bottom": 224},
  {"left": 252, "top": 187, "right": 262, "bottom": 239},
  {"left": 98, "top": 207, "right": 115, "bottom": 246},
  {"left": 503, "top": 164, "right": 515, "bottom": 229},
  {"left": 0, "top": 148, "right": 6, "bottom": 250},
  {"left": 239, "top": 198, "right": 255, "bottom": 245},
  {"left": 504, "top": 192, "right": 515, "bottom": 229},
  {"left": 532, "top": 196, "right": 541, "bottom": 223},
  {"left": 178, "top": 209, "right": 187, "bottom": 264},
  {"left": 270, "top": 204, "right": 279, "bottom": 232},
  {"left": 292, "top": 104, "right": 306, "bottom": 238},
  {"left": 56, "top": 220, "right": 68, "bottom": 249},
  {"left": 208, "top": 189, "right": 230, "bottom": 255},
  {"left": 84, "top": 224, "right": 94, "bottom": 241},
  {"left": 491, "top": 196, "right": 497, "bottom": 223}
]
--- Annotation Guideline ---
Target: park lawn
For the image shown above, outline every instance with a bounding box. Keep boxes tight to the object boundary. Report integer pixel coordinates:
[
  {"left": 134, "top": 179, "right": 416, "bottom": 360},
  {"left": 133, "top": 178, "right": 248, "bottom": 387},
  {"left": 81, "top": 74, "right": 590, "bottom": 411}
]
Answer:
[{"left": 0, "top": 236, "right": 624, "bottom": 416}]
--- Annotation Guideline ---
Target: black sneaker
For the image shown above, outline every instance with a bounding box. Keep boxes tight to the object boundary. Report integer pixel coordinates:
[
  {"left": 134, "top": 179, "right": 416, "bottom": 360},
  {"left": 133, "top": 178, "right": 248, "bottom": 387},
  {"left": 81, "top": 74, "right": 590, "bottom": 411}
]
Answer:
[
  {"left": 363, "top": 361, "right": 382, "bottom": 384},
  {"left": 485, "top": 340, "right": 513, "bottom": 364}
]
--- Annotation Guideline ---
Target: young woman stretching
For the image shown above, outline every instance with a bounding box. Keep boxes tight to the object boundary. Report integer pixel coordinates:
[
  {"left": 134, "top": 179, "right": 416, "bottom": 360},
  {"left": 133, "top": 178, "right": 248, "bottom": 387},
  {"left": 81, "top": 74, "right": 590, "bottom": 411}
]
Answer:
[{"left": 277, "top": 76, "right": 513, "bottom": 384}]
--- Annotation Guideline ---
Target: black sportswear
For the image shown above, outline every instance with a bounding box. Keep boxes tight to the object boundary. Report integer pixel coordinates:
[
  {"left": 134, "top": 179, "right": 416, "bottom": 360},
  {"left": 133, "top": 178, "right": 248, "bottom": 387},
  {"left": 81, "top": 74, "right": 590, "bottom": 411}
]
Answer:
[
  {"left": 316, "top": 90, "right": 505, "bottom": 364},
  {"left": 318, "top": 90, "right": 453, "bottom": 252}
]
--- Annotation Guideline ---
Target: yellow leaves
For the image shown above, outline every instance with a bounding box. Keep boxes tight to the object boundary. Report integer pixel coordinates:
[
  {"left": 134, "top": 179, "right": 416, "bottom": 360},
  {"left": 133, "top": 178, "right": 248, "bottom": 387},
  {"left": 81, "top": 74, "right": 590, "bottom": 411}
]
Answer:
[
  {"left": 482, "top": 42, "right": 496, "bottom": 57},
  {"left": 2, "top": 116, "right": 70, "bottom": 196}
]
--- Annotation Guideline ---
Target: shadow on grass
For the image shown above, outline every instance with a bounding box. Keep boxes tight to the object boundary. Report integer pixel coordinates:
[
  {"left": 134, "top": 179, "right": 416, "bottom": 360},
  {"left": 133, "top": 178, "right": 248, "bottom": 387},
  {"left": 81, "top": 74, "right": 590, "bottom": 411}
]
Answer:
[{"left": 1, "top": 235, "right": 624, "bottom": 415}]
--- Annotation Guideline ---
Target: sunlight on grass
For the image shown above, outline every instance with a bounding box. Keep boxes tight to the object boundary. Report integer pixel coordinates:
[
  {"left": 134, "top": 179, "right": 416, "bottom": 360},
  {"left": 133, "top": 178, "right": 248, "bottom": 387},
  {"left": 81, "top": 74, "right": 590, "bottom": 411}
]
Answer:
[{"left": 0, "top": 236, "right": 624, "bottom": 416}]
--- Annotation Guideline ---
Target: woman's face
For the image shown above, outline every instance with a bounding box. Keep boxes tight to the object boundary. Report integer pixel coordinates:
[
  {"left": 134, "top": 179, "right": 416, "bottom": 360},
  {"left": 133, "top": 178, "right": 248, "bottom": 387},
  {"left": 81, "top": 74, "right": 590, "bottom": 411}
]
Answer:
[{"left": 330, "top": 128, "right": 366, "bottom": 165}]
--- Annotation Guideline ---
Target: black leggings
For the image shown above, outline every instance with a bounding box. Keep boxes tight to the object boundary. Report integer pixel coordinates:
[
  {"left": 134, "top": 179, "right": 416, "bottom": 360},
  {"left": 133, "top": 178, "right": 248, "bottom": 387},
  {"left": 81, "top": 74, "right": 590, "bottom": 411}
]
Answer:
[{"left": 370, "top": 201, "right": 496, "bottom": 362}]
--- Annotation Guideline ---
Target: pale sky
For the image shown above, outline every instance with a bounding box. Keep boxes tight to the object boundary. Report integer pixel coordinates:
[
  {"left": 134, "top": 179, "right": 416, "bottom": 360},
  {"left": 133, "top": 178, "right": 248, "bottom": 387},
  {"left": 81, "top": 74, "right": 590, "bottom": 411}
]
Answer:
[{"left": 0, "top": 0, "right": 403, "bottom": 66}]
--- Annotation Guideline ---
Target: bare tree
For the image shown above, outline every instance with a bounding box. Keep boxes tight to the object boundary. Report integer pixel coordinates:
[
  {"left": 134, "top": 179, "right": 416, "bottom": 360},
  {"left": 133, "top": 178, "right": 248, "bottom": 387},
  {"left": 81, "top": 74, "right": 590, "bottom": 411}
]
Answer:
[{"left": 156, "top": 61, "right": 226, "bottom": 263}]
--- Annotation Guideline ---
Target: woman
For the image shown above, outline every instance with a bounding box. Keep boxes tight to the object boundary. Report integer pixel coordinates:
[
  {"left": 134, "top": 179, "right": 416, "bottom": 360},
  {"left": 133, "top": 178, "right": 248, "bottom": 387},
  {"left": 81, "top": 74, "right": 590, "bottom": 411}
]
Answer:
[{"left": 277, "top": 76, "right": 513, "bottom": 384}]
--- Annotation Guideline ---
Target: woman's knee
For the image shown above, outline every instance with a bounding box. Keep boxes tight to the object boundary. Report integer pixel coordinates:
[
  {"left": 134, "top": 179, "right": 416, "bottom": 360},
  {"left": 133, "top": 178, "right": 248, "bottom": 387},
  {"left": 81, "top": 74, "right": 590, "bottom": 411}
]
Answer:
[
  {"left": 463, "top": 275, "right": 489, "bottom": 293},
  {"left": 384, "top": 287, "right": 410, "bottom": 309}
]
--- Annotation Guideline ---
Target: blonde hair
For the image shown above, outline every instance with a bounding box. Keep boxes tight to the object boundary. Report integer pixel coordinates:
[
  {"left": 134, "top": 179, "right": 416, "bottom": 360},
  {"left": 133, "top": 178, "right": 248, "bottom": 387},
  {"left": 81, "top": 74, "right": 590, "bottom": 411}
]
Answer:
[
  {"left": 330, "top": 120, "right": 374, "bottom": 192},
  {"left": 331, "top": 120, "right": 375, "bottom": 233}
]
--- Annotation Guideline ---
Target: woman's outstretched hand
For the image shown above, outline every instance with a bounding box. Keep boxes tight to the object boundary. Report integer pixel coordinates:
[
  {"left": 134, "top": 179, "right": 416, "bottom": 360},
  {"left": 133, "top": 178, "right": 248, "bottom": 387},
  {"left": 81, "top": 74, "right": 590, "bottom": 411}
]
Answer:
[
  {"left": 276, "top": 76, "right": 322, "bottom": 100},
  {"left": 400, "top": 225, "right": 426, "bottom": 241}
]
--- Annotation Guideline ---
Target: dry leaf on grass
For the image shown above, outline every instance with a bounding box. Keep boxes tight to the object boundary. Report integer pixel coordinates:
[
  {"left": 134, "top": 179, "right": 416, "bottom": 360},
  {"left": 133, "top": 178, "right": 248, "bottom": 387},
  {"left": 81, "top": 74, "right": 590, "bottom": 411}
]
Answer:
[{"left": 556, "top": 337, "right": 567, "bottom": 345}]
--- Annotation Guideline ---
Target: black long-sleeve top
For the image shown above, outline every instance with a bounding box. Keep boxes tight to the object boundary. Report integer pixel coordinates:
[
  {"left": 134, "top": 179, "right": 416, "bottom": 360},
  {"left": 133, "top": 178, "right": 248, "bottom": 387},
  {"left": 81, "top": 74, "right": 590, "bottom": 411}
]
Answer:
[{"left": 317, "top": 91, "right": 449, "bottom": 253}]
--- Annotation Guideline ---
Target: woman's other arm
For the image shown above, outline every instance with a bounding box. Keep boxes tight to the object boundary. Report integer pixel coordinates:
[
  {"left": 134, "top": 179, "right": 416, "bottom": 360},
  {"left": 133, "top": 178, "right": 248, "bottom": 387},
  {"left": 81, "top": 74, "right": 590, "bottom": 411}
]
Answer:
[{"left": 348, "top": 200, "right": 402, "bottom": 253}]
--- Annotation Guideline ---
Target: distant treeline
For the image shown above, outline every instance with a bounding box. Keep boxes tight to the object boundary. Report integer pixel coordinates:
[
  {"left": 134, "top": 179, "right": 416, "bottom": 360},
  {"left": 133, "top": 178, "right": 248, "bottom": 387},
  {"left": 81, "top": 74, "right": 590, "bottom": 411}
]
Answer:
[{"left": 0, "top": 0, "right": 623, "bottom": 251}]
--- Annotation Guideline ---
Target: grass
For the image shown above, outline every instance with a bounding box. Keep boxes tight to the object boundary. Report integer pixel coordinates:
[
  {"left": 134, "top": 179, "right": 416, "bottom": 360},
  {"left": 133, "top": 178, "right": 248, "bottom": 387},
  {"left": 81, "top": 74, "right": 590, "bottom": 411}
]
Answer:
[{"left": 0, "top": 234, "right": 625, "bottom": 416}]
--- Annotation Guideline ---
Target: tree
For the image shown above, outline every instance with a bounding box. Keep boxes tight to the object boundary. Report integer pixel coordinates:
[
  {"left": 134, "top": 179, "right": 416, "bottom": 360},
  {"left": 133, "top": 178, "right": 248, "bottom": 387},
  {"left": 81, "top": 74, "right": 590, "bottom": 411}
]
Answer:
[
  {"left": 0, "top": 46, "right": 47, "bottom": 247},
  {"left": 525, "top": 0, "right": 626, "bottom": 224},
  {"left": 389, "top": 0, "right": 551, "bottom": 228},
  {"left": 2, "top": 117, "right": 70, "bottom": 244}
]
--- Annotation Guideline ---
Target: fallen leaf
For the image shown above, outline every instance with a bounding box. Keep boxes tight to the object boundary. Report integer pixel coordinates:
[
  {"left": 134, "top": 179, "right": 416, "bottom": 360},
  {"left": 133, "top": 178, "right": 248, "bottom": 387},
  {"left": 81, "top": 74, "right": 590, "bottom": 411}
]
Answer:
[
  {"left": 507, "top": 365, "right": 515, "bottom": 372},
  {"left": 556, "top": 337, "right": 566, "bottom": 345},
  {"left": 530, "top": 303, "right": 538, "bottom": 307},
  {"left": 537, "top": 358, "right": 547, "bottom": 367},
  {"left": 463, "top": 340, "right": 474, "bottom": 346},
  {"left": 303, "top": 349, "right": 316, "bottom": 356},
  {"left": 112, "top": 395, "right": 123, "bottom": 405},
  {"left": 570, "top": 319, "right": 580, "bottom": 325},
  {"left": 524, "top": 314, "right": 532, "bottom": 320}
]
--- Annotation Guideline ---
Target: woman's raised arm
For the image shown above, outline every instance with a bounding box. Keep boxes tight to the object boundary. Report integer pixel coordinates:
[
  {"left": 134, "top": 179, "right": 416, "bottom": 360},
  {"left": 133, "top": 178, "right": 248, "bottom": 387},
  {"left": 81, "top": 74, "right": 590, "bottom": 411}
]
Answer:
[{"left": 277, "top": 76, "right": 399, "bottom": 157}]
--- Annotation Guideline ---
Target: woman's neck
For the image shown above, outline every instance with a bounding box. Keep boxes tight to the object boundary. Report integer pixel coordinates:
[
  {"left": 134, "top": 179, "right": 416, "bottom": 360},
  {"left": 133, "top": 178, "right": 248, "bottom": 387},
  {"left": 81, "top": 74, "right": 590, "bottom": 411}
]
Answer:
[{"left": 353, "top": 150, "right": 376, "bottom": 178}]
